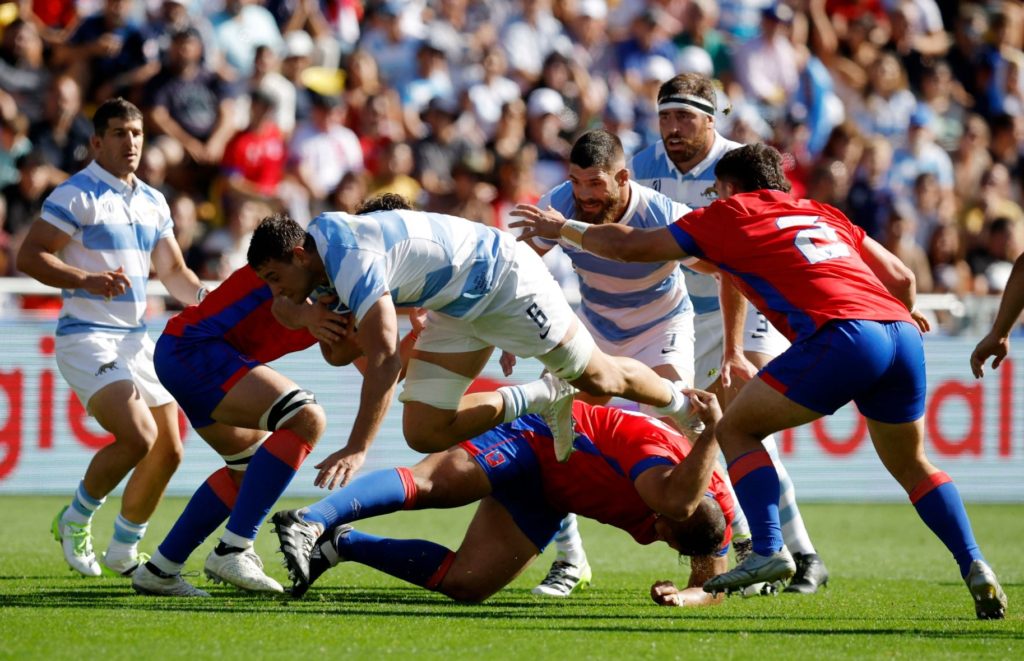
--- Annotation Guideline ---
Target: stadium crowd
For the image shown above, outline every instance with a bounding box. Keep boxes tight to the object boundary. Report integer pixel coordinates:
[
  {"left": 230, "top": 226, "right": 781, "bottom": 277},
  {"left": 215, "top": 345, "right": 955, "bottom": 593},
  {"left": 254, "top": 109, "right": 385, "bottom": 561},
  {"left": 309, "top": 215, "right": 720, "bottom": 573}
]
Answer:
[{"left": 0, "top": 0, "right": 1023, "bottom": 312}]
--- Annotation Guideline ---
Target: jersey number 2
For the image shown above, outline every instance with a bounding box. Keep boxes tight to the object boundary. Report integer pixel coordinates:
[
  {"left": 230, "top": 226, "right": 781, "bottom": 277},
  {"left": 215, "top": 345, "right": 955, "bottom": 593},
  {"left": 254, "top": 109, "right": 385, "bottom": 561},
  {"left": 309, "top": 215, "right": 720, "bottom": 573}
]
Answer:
[{"left": 776, "top": 215, "right": 850, "bottom": 264}]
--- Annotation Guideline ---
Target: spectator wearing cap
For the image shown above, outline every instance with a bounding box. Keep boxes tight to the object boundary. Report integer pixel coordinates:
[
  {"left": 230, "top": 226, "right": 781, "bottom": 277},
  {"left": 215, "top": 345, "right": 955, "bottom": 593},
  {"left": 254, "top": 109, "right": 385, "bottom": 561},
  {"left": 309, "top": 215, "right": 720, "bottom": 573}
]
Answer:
[
  {"left": 401, "top": 37, "right": 456, "bottom": 138},
  {"left": 28, "top": 74, "right": 93, "bottom": 177},
  {"left": 1, "top": 148, "right": 61, "bottom": 247},
  {"left": 525, "top": 87, "right": 571, "bottom": 191},
  {"left": 500, "top": 0, "right": 569, "bottom": 90},
  {"left": 413, "top": 94, "right": 476, "bottom": 196},
  {"left": 288, "top": 92, "right": 364, "bottom": 213},
  {"left": 210, "top": 0, "right": 284, "bottom": 79},
  {"left": 618, "top": 8, "right": 677, "bottom": 97},
  {"left": 0, "top": 19, "right": 50, "bottom": 125},
  {"left": 55, "top": 0, "right": 160, "bottom": 105},
  {"left": 732, "top": 3, "right": 799, "bottom": 120},
  {"left": 467, "top": 47, "right": 523, "bottom": 140},
  {"left": 887, "top": 104, "right": 955, "bottom": 215},
  {"left": 220, "top": 89, "right": 287, "bottom": 208},
  {"left": 145, "top": 27, "right": 238, "bottom": 172},
  {"left": 673, "top": 0, "right": 733, "bottom": 83},
  {"left": 281, "top": 30, "right": 317, "bottom": 124},
  {"left": 358, "top": 1, "right": 422, "bottom": 92}
]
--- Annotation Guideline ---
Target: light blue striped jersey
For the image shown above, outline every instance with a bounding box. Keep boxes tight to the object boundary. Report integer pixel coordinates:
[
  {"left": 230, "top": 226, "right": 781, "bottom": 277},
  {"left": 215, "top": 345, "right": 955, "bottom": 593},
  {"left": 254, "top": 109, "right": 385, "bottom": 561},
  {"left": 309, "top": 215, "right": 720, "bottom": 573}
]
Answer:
[
  {"left": 40, "top": 161, "right": 174, "bottom": 336},
  {"left": 630, "top": 132, "right": 742, "bottom": 315},
  {"left": 308, "top": 209, "right": 517, "bottom": 322},
  {"left": 533, "top": 180, "right": 692, "bottom": 343}
]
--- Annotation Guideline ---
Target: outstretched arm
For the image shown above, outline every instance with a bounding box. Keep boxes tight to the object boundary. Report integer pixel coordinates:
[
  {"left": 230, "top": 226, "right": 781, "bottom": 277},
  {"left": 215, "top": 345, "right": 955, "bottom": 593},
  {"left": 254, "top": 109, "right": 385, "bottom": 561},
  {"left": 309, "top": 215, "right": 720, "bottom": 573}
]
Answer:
[
  {"left": 650, "top": 554, "right": 728, "bottom": 607},
  {"left": 971, "top": 253, "right": 1024, "bottom": 378},
  {"left": 509, "top": 203, "right": 688, "bottom": 263}
]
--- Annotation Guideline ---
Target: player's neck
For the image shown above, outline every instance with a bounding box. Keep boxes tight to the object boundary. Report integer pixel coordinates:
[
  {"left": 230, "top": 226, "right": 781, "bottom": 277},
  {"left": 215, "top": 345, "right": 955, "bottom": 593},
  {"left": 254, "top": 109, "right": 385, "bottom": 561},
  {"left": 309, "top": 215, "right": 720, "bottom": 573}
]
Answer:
[
  {"left": 668, "top": 133, "right": 715, "bottom": 175},
  {"left": 96, "top": 160, "right": 137, "bottom": 187}
]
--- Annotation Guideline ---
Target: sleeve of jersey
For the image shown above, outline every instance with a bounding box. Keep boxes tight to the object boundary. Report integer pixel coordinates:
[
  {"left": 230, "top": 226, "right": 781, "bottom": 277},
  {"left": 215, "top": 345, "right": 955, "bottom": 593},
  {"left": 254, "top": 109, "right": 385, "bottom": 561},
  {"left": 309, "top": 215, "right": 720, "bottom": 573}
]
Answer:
[
  {"left": 666, "top": 207, "right": 711, "bottom": 260},
  {"left": 40, "top": 185, "right": 89, "bottom": 235},
  {"left": 582, "top": 408, "right": 686, "bottom": 482},
  {"left": 330, "top": 248, "right": 390, "bottom": 323},
  {"left": 157, "top": 195, "right": 175, "bottom": 240}
]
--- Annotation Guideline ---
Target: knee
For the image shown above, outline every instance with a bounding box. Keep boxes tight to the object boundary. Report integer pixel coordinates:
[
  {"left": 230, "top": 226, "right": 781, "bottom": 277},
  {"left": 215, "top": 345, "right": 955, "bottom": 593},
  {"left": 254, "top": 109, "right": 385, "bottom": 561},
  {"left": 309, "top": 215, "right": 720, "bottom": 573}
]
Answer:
[
  {"left": 441, "top": 578, "right": 494, "bottom": 604},
  {"left": 117, "top": 424, "right": 158, "bottom": 462},
  {"left": 281, "top": 403, "right": 327, "bottom": 446},
  {"left": 404, "top": 427, "right": 450, "bottom": 454}
]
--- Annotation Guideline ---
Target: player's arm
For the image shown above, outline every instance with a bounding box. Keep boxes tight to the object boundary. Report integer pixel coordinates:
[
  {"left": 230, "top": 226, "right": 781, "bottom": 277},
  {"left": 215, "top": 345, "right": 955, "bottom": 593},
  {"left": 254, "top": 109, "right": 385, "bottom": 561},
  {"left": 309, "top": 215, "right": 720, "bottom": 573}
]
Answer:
[
  {"left": 152, "top": 235, "right": 206, "bottom": 307},
  {"left": 633, "top": 389, "right": 723, "bottom": 521},
  {"left": 16, "top": 219, "right": 131, "bottom": 297},
  {"left": 313, "top": 295, "right": 402, "bottom": 489},
  {"left": 971, "top": 253, "right": 1024, "bottom": 378},
  {"left": 650, "top": 554, "right": 728, "bottom": 607},
  {"left": 508, "top": 203, "right": 687, "bottom": 262},
  {"left": 718, "top": 275, "right": 757, "bottom": 390},
  {"left": 859, "top": 236, "right": 930, "bottom": 332}
]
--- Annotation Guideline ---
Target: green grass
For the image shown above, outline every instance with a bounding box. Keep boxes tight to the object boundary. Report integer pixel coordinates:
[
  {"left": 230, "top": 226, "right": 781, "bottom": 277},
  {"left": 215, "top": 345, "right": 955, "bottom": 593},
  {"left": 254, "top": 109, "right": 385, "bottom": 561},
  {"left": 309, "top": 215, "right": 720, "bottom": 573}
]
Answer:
[{"left": 1, "top": 497, "right": 1022, "bottom": 660}]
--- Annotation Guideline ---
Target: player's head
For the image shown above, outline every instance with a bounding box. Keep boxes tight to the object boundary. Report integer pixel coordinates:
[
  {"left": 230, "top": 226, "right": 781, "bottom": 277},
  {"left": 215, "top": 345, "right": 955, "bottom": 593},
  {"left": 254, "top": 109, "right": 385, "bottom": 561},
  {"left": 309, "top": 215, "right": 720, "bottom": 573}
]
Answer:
[
  {"left": 356, "top": 192, "right": 414, "bottom": 214},
  {"left": 568, "top": 129, "right": 629, "bottom": 225},
  {"left": 91, "top": 97, "right": 144, "bottom": 179},
  {"left": 653, "top": 496, "right": 727, "bottom": 557},
  {"left": 713, "top": 143, "right": 791, "bottom": 199},
  {"left": 247, "top": 213, "right": 323, "bottom": 303},
  {"left": 656, "top": 73, "right": 717, "bottom": 170}
]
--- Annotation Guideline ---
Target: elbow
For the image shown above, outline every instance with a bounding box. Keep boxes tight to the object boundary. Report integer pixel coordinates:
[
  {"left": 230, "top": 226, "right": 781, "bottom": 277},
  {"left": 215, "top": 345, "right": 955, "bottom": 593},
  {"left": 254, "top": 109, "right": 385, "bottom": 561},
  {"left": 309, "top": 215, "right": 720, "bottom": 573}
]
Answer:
[{"left": 661, "top": 497, "right": 701, "bottom": 522}]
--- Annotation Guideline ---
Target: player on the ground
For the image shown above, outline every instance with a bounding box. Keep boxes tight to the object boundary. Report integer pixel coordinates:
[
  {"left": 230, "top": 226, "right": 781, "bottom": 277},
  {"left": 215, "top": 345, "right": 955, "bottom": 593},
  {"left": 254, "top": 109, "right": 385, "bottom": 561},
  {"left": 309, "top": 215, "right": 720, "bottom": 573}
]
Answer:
[
  {"left": 628, "top": 72, "right": 827, "bottom": 594},
  {"left": 970, "top": 252, "right": 1024, "bottom": 378},
  {"left": 272, "top": 394, "right": 732, "bottom": 606},
  {"left": 508, "top": 128, "right": 696, "bottom": 596},
  {"left": 244, "top": 197, "right": 699, "bottom": 485},
  {"left": 17, "top": 98, "right": 206, "bottom": 578},
  {"left": 511, "top": 143, "right": 1007, "bottom": 620}
]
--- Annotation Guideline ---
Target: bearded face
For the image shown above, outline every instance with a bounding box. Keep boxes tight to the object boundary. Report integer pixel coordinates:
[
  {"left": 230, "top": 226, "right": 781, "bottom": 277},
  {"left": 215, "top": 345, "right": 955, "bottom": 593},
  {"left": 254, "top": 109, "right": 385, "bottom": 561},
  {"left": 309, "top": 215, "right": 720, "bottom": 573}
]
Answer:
[
  {"left": 573, "top": 182, "right": 621, "bottom": 225},
  {"left": 659, "top": 107, "right": 712, "bottom": 169}
]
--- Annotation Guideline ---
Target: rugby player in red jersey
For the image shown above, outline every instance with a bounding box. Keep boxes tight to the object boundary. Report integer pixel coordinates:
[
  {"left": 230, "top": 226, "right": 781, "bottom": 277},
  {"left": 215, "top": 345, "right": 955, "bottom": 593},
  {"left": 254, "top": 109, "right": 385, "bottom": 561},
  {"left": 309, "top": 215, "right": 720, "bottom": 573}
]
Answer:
[
  {"left": 273, "top": 395, "right": 733, "bottom": 607},
  {"left": 510, "top": 143, "right": 1007, "bottom": 619}
]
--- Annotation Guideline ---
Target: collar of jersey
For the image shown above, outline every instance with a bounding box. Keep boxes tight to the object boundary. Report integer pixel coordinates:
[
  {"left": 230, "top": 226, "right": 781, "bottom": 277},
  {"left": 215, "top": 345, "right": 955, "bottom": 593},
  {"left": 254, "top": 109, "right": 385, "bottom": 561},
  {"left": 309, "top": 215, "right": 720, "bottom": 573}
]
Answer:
[{"left": 86, "top": 161, "right": 137, "bottom": 197}]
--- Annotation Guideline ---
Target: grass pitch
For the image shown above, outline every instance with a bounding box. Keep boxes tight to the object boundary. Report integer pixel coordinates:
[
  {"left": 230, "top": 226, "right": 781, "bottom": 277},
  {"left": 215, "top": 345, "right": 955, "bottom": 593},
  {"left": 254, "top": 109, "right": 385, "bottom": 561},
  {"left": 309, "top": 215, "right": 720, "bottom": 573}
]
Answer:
[{"left": 1, "top": 497, "right": 1022, "bottom": 660}]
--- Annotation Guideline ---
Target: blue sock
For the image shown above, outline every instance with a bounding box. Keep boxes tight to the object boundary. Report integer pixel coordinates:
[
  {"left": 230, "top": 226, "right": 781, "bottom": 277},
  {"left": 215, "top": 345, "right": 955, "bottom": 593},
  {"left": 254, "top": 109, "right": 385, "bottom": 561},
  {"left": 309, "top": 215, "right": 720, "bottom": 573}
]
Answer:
[
  {"left": 63, "top": 481, "right": 105, "bottom": 525},
  {"left": 158, "top": 468, "right": 238, "bottom": 564},
  {"left": 911, "top": 472, "right": 983, "bottom": 577},
  {"left": 336, "top": 529, "right": 455, "bottom": 590},
  {"left": 728, "top": 450, "right": 783, "bottom": 556},
  {"left": 112, "top": 514, "right": 147, "bottom": 545},
  {"left": 302, "top": 467, "right": 416, "bottom": 528},
  {"left": 224, "top": 430, "right": 311, "bottom": 545}
]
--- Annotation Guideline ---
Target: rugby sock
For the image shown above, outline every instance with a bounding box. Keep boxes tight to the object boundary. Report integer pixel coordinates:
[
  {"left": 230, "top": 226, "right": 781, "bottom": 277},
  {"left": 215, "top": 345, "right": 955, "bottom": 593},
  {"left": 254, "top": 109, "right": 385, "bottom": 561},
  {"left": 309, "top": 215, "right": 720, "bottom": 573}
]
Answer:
[
  {"left": 63, "top": 481, "right": 105, "bottom": 525},
  {"left": 106, "top": 515, "right": 148, "bottom": 560},
  {"left": 222, "top": 429, "right": 312, "bottom": 547},
  {"left": 497, "top": 378, "right": 554, "bottom": 423},
  {"left": 301, "top": 467, "right": 416, "bottom": 529},
  {"left": 728, "top": 449, "right": 783, "bottom": 557},
  {"left": 764, "top": 436, "right": 816, "bottom": 556},
  {"left": 158, "top": 467, "right": 239, "bottom": 565},
  {"left": 335, "top": 528, "right": 455, "bottom": 590},
  {"left": 553, "top": 514, "right": 587, "bottom": 567},
  {"left": 910, "top": 472, "right": 984, "bottom": 577}
]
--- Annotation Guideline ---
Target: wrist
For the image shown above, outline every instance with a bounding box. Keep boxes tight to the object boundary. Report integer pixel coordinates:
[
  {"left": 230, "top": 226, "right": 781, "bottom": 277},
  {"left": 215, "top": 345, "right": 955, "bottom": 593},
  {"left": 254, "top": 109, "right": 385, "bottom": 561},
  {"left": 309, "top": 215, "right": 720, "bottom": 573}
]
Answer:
[
  {"left": 196, "top": 286, "right": 208, "bottom": 303},
  {"left": 560, "top": 219, "right": 590, "bottom": 250}
]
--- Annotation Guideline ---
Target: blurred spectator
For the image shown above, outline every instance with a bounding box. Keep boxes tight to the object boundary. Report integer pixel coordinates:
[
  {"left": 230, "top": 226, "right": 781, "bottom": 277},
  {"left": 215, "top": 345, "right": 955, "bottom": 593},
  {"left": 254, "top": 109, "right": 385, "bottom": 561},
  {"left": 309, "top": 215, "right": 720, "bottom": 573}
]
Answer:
[
  {"left": 910, "top": 171, "right": 949, "bottom": 247},
  {"left": 136, "top": 144, "right": 175, "bottom": 200},
  {"left": 947, "top": 5, "right": 988, "bottom": 108},
  {"left": 926, "top": 223, "right": 973, "bottom": 296},
  {"left": 883, "top": 203, "right": 934, "bottom": 293},
  {"left": 20, "top": 0, "right": 79, "bottom": 45},
  {"left": 146, "top": 0, "right": 220, "bottom": 71},
  {"left": 358, "top": 1, "right": 421, "bottom": 91},
  {"left": 342, "top": 48, "right": 384, "bottom": 133},
  {"left": 281, "top": 30, "right": 317, "bottom": 124},
  {"left": 887, "top": 105, "right": 954, "bottom": 212},
  {"left": 986, "top": 112, "right": 1021, "bottom": 181},
  {"left": 804, "top": 162, "right": 848, "bottom": 210},
  {"left": 466, "top": 47, "right": 522, "bottom": 140},
  {"left": 288, "top": 91, "right": 364, "bottom": 210},
  {"left": 618, "top": 7, "right": 676, "bottom": 97},
  {"left": 199, "top": 197, "right": 273, "bottom": 278},
  {"left": 146, "top": 27, "right": 238, "bottom": 173},
  {"left": 501, "top": 0, "right": 568, "bottom": 90},
  {"left": 486, "top": 98, "right": 528, "bottom": 162},
  {"left": 525, "top": 87, "right": 570, "bottom": 191},
  {"left": 733, "top": 4, "right": 800, "bottom": 121},
  {"left": 0, "top": 111, "right": 31, "bottom": 190},
  {"left": 854, "top": 52, "right": 917, "bottom": 145},
  {"left": 490, "top": 145, "right": 539, "bottom": 232},
  {"left": 57, "top": 0, "right": 159, "bottom": 105},
  {"left": 401, "top": 38, "right": 455, "bottom": 137},
  {"left": 169, "top": 192, "right": 206, "bottom": 273},
  {"left": 563, "top": 0, "right": 616, "bottom": 92},
  {"left": 883, "top": 0, "right": 948, "bottom": 92},
  {"left": 529, "top": 50, "right": 598, "bottom": 138},
  {"left": 328, "top": 170, "right": 369, "bottom": 214},
  {"left": 210, "top": 0, "right": 284, "bottom": 79},
  {"left": 674, "top": 0, "right": 732, "bottom": 82},
  {"left": 412, "top": 94, "right": 474, "bottom": 196},
  {"left": 603, "top": 94, "right": 642, "bottom": 158},
  {"left": 632, "top": 55, "right": 675, "bottom": 149},
  {"left": 27, "top": 75, "right": 92, "bottom": 177},
  {"left": 951, "top": 113, "right": 992, "bottom": 206},
  {"left": 918, "top": 59, "right": 967, "bottom": 152},
  {"left": 220, "top": 89, "right": 287, "bottom": 209},
  {"left": 1, "top": 148, "right": 60, "bottom": 243},
  {"left": 235, "top": 44, "right": 297, "bottom": 137},
  {"left": 959, "top": 164, "right": 1024, "bottom": 242},
  {"left": 0, "top": 18, "right": 50, "bottom": 124},
  {"left": 368, "top": 141, "right": 421, "bottom": 202},
  {"left": 425, "top": 153, "right": 495, "bottom": 226},
  {"left": 969, "top": 216, "right": 1024, "bottom": 294},
  {"left": 846, "top": 135, "right": 895, "bottom": 241}
]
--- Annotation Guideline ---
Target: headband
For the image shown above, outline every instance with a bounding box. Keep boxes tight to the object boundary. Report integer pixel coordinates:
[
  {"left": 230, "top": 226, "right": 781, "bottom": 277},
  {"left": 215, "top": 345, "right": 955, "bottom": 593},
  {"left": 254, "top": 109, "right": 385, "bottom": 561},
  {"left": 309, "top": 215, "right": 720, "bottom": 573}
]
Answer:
[{"left": 657, "top": 94, "right": 715, "bottom": 117}]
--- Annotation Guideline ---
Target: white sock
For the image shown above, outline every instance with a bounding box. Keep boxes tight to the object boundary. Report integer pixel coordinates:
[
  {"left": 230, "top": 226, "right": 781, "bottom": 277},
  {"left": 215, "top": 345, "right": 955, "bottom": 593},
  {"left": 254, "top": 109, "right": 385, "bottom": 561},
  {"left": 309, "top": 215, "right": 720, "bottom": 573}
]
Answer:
[
  {"left": 219, "top": 530, "right": 255, "bottom": 550},
  {"left": 149, "top": 550, "right": 184, "bottom": 576},
  {"left": 497, "top": 375, "right": 562, "bottom": 423},
  {"left": 763, "top": 435, "right": 816, "bottom": 555},
  {"left": 554, "top": 514, "right": 587, "bottom": 567}
]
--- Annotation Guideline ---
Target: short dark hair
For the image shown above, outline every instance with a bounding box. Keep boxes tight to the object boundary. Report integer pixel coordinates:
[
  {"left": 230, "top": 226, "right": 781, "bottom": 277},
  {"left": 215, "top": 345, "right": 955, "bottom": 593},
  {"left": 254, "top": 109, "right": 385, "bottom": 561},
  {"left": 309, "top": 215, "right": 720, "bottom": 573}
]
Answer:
[
  {"left": 356, "top": 193, "right": 414, "bottom": 214},
  {"left": 657, "top": 72, "right": 716, "bottom": 108},
  {"left": 570, "top": 129, "right": 624, "bottom": 170},
  {"left": 93, "top": 97, "right": 143, "bottom": 136},
  {"left": 247, "top": 213, "right": 309, "bottom": 269},
  {"left": 714, "top": 143, "right": 792, "bottom": 194},
  {"left": 668, "top": 497, "right": 727, "bottom": 557}
]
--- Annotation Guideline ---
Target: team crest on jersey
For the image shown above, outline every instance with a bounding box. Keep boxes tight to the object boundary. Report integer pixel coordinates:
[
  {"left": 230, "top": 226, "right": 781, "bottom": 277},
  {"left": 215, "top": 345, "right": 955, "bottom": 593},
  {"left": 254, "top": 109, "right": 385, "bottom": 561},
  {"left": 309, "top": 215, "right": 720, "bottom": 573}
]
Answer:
[
  {"left": 95, "top": 360, "right": 119, "bottom": 376},
  {"left": 701, "top": 186, "right": 718, "bottom": 200},
  {"left": 484, "top": 450, "right": 506, "bottom": 468}
]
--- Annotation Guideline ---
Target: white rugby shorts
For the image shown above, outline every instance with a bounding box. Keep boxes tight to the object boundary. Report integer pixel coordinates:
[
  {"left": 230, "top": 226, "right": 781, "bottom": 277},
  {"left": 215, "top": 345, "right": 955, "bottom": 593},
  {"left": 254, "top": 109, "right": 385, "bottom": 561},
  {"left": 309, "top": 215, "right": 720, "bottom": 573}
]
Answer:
[
  {"left": 693, "top": 306, "right": 790, "bottom": 389},
  {"left": 586, "top": 309, "right": 696, "bottom": 387}
]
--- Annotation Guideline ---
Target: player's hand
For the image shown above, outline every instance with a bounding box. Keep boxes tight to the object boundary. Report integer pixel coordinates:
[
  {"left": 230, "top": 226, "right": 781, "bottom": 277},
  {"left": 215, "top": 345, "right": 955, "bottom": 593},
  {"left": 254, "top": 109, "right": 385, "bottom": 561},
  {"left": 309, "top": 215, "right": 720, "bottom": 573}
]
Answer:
[
  {"left": 720, "top": 352, "right": 758, "bottom": 390},
  {"left": 499, "top": 350, "right": 517, "bottom": 377},
  {"left": 83, "top": 266, "right": 131, "bottom": 299},
  {"left": 508, "top": 204, "right": 569, "bottom": 242},
  {"left": 313, "top": 446, "right": 367, "bottom": 490},
  {"left": 681, "top": 387, "right": 722, "bottom": 426},
  {"left": 306, "top": 304, "right": 352, "bottom": 344},
  {"left": 910, "top": 307, "right": 931, "bottom": 333},
  {"left": 650, "top": 580, "right": 685, "bottom": 607},
  {"left": 970, "top": 333, "right": 1009, "bottom": 379},
  {"left": 409, "top": 307, "right": 428, "bottom": 336}
]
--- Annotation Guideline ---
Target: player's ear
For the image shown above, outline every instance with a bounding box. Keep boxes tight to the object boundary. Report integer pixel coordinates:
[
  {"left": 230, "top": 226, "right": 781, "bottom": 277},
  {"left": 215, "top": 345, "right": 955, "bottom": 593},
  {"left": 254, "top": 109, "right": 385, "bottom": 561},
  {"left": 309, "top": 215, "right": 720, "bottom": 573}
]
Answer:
[{"left": 615, "top": 167, "right": 630, "bottom": 186}]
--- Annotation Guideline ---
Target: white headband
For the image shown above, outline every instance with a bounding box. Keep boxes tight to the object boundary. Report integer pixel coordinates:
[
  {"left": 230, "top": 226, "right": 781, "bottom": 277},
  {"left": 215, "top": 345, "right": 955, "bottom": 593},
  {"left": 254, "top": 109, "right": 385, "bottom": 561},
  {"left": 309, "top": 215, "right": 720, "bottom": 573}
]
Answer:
[{"left": 657, "top": 94, "right": 715, "bottom": 117}]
